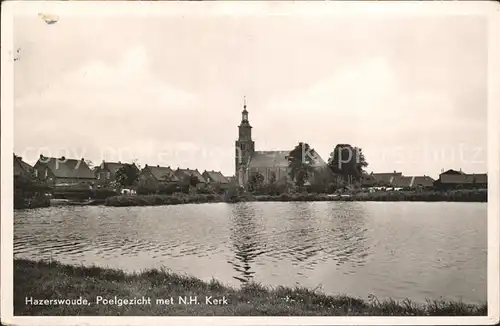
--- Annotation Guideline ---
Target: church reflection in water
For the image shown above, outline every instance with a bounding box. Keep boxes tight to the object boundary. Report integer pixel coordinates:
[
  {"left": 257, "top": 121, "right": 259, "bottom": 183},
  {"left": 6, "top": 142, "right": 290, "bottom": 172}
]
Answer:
[{"left": 228, "top": 203, "right": 265, "bottom": 284}]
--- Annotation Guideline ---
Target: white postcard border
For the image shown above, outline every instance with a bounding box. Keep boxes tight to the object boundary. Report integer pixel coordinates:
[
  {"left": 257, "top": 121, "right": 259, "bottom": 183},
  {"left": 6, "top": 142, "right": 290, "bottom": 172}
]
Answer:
[{"left": 1, "top": 1, "right": 499, "bottom": 325}]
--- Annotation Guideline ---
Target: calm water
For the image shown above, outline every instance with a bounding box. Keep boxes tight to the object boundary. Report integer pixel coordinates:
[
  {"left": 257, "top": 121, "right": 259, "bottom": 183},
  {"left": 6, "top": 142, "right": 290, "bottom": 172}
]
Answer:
[{"left": 14, "top": 202, "right": 487, "bottom": 304}]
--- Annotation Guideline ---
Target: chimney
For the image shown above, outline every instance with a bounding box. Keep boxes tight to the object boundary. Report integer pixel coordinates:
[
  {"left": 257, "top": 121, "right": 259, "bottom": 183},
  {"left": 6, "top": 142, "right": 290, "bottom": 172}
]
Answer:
[
  {"left": 460, "top": 168, "right": 462, "bottom": 172},
  {"left": 145, "top": 164, "right": 148, "bottom": 167},
  {"left": 187, "top": 168, "right": 189, "bottom": 170},
  {"left": 40, "top": 154, "right": 44, "bottom": 158},
  {"left": 81, "top": 158, "right": 84, "bottom": 161},
  {"left": 118, "top": 161, "right": 121, "bottom": 164},
  {"left": 61, "top": 156, "right": 66, "bottom": 160},
  {"left": 157, "top": 165, "right": 160, "bottom": 167}
]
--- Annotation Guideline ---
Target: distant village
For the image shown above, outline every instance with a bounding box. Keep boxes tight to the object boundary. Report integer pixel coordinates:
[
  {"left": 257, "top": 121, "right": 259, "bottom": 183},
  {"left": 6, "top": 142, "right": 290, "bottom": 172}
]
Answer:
[
  {"left": 14, "top": 154, "right": 235, "bottom": 195},
  {"left": 13, "top": 101, "right": 488, "bottom": 203},
  {"left": 13, "top": 153, "right": 488, "bottom": 198}
]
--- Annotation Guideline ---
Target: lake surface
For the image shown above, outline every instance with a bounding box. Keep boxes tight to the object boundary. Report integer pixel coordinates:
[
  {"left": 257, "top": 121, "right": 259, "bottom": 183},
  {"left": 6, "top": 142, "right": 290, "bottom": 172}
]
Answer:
[{"left": 14, "top": 201, "right": 487, "bottom": 304}]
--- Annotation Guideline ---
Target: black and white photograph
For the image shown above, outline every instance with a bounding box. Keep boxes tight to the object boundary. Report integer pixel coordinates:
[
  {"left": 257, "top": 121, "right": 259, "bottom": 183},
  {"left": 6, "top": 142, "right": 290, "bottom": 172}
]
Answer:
[{"left": 1, "top": 1, "right": 499, "bottom": 325}]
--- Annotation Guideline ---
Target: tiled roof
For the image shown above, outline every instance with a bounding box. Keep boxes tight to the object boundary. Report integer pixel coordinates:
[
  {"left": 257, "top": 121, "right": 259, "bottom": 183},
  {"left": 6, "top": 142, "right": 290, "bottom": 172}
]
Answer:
[
  {"left": 175, "top": 168, "right": 206, "bottom": 183},
  {"left": 100, "top": 162, "right": 130, "bottom": 175},
  {"left": 441, "top": 169, "right": 466, "bottom": 175},
  {"left": 440, "top": 173, "right": 487, "bottom": 184},
  {"left": 249, "top": 151, "right": 289, "bottom": 168},
  {"left": 248, "top": 149, "right": 327, "bottom": 169},
  {"left": 472, "top": 173, "right": 488, "bottom": 183},
  {"left": 440, "top": 174, "right": 474, "bottom": 184},
  {"left": 412, "top": 176, "right": 435, "bottom": 187},
  {"left": 372, "top": 172, "right": 402, "bottom": 184},
  {"left": 36, "top": 156, "right": 95, "bottom": 179},
  {"left": 147, "top": 165, "right": 179, "bottom": 182},
  {"left": 14, "top": 154, "right": 33, "bottom": 176},
  {"left": 203, "top": 170, "right": 229, "bottom": 184},
  {"left": 392, "top": 176, "right": 413, "bottom": 188}
]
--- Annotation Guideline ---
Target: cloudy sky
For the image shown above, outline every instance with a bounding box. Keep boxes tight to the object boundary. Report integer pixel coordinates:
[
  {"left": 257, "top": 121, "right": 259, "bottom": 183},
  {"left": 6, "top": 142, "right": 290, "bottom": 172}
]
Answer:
[{"left": 13, "top": 10, "right": 487, "bottom": 178}]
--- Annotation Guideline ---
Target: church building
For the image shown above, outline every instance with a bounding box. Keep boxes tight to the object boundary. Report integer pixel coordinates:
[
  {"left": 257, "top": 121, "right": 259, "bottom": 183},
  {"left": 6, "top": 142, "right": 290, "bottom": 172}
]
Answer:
[{"left": 235, "top": 100, "right": 330, "bottom": 188}]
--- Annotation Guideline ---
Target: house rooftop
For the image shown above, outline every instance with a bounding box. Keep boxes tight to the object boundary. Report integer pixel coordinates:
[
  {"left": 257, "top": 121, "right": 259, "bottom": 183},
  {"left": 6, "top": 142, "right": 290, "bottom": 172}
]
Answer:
[{"left": 36, "top": 155, "right": 95, "bottom": 179}]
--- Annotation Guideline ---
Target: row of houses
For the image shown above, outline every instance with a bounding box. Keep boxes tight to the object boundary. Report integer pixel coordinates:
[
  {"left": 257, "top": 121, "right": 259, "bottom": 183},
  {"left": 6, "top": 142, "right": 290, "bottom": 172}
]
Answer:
[
  {"left": 362, "top": 169, "right": 488, "bottom": 190},
  {"left": 15, "top": 154, "right": 488, "bottom": 192},
  {"left": 14, "top": 154, "right": 236, "bottom": 191}
]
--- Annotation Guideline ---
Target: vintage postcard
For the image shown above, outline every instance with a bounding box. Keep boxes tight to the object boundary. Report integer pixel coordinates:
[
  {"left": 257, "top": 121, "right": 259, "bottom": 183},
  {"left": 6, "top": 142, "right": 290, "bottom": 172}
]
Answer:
[{"left": 1, "top": 1, "right": 499, "bottom": 325}]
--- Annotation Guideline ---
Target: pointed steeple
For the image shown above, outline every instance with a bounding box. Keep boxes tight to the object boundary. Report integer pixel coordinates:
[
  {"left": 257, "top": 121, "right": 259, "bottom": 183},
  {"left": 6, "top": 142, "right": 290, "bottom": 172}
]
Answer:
[{"left": 241, "top": 96, "right": 249, "bottom": 123}]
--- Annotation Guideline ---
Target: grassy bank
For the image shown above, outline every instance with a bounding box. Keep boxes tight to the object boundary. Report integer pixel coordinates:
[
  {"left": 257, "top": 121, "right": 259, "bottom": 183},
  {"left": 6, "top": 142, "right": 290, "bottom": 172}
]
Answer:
[
  {"left": 105, "top": 189, "right": 487, "bottom": 207},
  {"left": 105, "top": 193, "right": 225, "bottom": 207},
  {"left": 14, "top": 259, "right": 486, "bottom": 316}
]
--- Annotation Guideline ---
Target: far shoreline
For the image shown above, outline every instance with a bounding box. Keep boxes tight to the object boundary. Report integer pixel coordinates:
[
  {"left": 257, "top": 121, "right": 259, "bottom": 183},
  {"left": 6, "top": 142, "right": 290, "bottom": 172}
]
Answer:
[
  {"left": 103, "top": 189, "right": 487, "bottom": 207},
  {"left": 13, "top": 189, "right": 487, "bottom": 210}
]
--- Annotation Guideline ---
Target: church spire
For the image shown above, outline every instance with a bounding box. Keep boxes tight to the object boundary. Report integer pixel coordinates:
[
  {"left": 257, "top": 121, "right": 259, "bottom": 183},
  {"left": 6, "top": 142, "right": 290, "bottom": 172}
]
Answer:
[{"left": 241, "top": 96, "right": 249, "bottom": 123}]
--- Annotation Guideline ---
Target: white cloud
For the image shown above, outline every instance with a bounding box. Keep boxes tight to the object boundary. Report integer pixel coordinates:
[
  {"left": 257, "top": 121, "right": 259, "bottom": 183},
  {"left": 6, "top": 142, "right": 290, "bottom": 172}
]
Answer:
[
  {"left": 260, "top": 57, "right": 468, "bottom": 131},
  {"left": 15, "top": 45, "right": 197, "bottom": 114},
  {"left": 263, "top": 58, "right": 397, "bottom": 117}
]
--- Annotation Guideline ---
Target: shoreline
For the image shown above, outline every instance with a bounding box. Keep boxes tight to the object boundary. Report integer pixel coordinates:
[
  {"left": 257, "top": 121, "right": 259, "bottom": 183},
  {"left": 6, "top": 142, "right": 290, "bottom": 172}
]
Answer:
[
  {"left": 12, "top": 189, "right": 487, "bottom": 210},
  {"left": 103, "top": 189, "right": 487, "bottom": 207},
  {"left": 14, "top": 258, "right": 486, "bottom": 316}
]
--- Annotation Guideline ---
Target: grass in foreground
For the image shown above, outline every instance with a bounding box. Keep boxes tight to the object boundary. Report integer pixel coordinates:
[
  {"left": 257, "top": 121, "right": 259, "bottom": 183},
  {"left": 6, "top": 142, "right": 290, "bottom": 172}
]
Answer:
[{"left": 14, "top": 259, "right": 487, "bottom": 316}]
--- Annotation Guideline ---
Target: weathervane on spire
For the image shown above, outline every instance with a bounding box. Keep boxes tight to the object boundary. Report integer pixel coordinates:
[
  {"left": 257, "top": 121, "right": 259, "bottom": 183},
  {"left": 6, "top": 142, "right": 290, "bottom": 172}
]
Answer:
[{"left": 243, "top": 96, "right": 247, "bottom": 109}]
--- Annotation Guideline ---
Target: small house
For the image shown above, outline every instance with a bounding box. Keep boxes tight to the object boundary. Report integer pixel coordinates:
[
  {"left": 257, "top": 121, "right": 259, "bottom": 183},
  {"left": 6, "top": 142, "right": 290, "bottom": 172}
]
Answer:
[
  {"left": 371, "top": 171, "right": 402, "bottom": 186},
  {"left": 202, "top": 170, "right": 230, "bottom": 190},
  {"left": 33, "top": 154, "right": 96, "bottom": 188},
  {"left": 434, "top": 169, "right": 487, "bottom": 190},
  {"left": 95, "top": 161, "right": 139, "bottom": 185},
  {"left": 175, "top": 168, "right": 206, "bottom": 189},
  {"left": 14, "top": 154, "right": 34, "bottom": 179},
  {"left": 139, "top": 165, "right": 179, "bottom": 189}
]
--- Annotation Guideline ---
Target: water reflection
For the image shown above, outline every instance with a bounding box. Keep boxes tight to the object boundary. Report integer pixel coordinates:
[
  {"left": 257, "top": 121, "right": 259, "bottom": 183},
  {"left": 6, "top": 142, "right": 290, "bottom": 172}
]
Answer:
[
  {"left": 13, "top": 202, "right": 487, "bottom": 304},
  {"left": 228, "top": 203, "right": 265, "bottom": 284}
]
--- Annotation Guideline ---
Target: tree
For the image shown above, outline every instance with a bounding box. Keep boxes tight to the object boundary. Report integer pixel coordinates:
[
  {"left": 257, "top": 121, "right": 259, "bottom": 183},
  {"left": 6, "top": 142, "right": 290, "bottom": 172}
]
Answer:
[
  {"left": 115, "top": 164, "right": 140, "bottom": 188},
  {"left": 328, "top": 144, "right": 368, "bottom": 183},
  {"left": 248, "top": 172, "right": 265, "bottom": 192},
  {"left": 269, "top": 172, "right": 277, "bottom": 185},
  {"left": 288, "top": 142, "right": 315, "bottom": 189},
  {"left": 182, "top": 174, "right": 200, "bottom": 188}
]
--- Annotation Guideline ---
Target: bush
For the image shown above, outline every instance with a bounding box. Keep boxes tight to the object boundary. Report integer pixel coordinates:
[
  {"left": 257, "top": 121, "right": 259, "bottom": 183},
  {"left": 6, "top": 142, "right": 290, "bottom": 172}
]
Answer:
[
  {"left": 157, "top": 183, "right": 181, "bottom": 195},
  {"left": 92, "top": 188, "right": 119, "bottom": 199}
]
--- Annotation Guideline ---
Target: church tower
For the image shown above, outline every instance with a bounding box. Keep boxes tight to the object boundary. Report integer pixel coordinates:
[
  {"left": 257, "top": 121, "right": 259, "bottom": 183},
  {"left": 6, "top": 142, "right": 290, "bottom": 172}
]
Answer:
[{"left": 235, "top": 97, "right": 255, "bottom": 186}]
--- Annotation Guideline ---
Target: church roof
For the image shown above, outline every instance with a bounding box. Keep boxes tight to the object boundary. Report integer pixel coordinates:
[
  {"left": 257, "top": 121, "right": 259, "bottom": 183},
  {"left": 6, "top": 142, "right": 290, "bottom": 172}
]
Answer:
[
  {"left": 248, "top": 149, "right": 328, "bottom": 169},
  {"left": 249, "top": 151, "right": 290, "bottom": 168}
]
